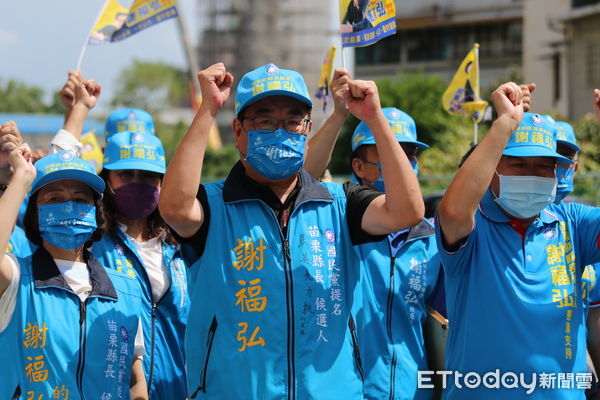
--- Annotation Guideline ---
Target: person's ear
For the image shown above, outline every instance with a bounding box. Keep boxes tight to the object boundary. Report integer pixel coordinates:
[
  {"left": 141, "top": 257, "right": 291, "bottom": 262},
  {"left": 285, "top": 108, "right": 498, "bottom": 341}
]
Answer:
[
  {"left": 351, "top": 158, "right": 366, "bottom": 180},
  {"left": 232, "top": 118, "right": 244, "bottom": 150},
  {"left": 574, "top": 161, "right": 579, "bottom": 172},
  {"left": 306, "top": 120, "right": 312, "bottom": 135}
]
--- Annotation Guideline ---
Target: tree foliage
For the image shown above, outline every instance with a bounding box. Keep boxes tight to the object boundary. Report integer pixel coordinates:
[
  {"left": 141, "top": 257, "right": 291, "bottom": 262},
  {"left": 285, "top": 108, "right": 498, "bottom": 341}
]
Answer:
[
  {"left": 328, "top": 72, "right": 474, "bottom": 182},
  {"left": 0, "top": 79, "right": 65, "bottom": 114},
  {"left": 111, "top": 60, "right": 191, "bottom": 113}
]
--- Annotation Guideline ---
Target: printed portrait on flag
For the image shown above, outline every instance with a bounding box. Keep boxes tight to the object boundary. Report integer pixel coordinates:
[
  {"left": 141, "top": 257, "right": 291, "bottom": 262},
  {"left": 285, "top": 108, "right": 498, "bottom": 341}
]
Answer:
[
  {"left": 90, "top": 0, "right": 130, "bottom": 44},
  {"left": 338, "top": 0, "right": 396, "bottom": 48},
  {"left": 89, "top": 0, "right": 178, "bottom": 45}
]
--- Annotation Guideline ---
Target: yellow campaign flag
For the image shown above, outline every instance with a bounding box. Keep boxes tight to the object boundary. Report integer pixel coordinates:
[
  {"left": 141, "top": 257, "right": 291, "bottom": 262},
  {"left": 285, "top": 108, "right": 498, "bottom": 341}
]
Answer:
[
  {"left": 315, "top": 46, "right": 337, "bottom": 112},
  {"left": 442, "top": 44, "right": 491, "bottom": 122},
  {"left": 339, "top": 0, "right": 396, "bottom": 48},
  {"left": 89, "top": 0, "right": 178, "bottom": 45},
  {"left": 80, "top": 131, "right": 104, "bottom": 173}
]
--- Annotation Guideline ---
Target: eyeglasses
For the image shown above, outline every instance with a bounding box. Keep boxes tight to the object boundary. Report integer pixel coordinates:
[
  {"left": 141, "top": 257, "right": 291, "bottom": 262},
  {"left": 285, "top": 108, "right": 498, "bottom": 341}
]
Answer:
[
  {"left": 359, "top": 158, "right": 381, "bottom": 170},
  {"left": 115, "top": 170, "right": 161, "bottom": 185},
  {"left": 242, "top": 117, "right": 310, "bottom": 134}
]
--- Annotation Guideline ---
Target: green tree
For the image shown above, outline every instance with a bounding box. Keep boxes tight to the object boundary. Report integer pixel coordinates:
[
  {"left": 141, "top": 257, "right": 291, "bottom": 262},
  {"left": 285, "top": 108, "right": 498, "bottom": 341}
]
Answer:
[
  {"left": 0, "top": 80, "right": 48, "bottom": 113},
  {"left": 572, "top": 116, "right": 600, "bottom": 203},
  {"left": 111, "top": 60, "right": 191, "bottom": 113},
  {"left": 328, "top": 72, "right": 474, "bottom": 186},
  {"left": 155, "top": 120, "right": 238, "bottom": 181}
]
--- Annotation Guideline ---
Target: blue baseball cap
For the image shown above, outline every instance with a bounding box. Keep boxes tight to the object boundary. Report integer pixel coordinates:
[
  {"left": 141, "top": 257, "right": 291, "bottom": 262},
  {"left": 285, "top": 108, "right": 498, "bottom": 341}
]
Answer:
[
  {"left": 502, "top": 112, "right": 572, "bottom": 164},
  {"left": 103, "top": 131, "right": 166, "bottom": 174},
  {"left": 31, "top": 151, "right": 105, "bottom": 195},
  {"left": 105, "top": 108, "right": 155, "bottom": 138},
  {"left": 351, "top": 107, "right": 429, "bottom": 152},
  {"left": 235, "top": 63, "right": 312, "bottom": 117},
  {"left": 555, "top": 121, "right": 580, "bottom": 152}
]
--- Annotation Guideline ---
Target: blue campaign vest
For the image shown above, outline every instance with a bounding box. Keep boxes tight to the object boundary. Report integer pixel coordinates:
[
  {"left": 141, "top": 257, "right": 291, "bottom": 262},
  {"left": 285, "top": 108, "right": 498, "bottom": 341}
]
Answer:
[
  {"left": 184, "top": 169, "right": 363, "bottom": 400},
  {"left": 7, "top": 226, "right": 35, "bottom": 259},
  {"left": 436, "top": 191, "right": 600, "bottom": 400},
  {"left": 355, "top": 219, "right": 440, "bottom": 400},
  {"left": 0, "top": 247, "right": 141, "bottom": 400},
  {"left": 92, "top": 229, "right": 190, "bottom": 400}
]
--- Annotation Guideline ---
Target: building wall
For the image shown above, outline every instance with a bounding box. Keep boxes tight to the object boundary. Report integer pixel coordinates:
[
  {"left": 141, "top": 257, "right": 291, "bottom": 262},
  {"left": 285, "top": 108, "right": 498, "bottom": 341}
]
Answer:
[
  {"left": 522, "top": 0, "right": 570, "bottom": 116},
  {"left": 197, "top": 0, "right": 340, "bottom": 136},
  {"left": 566, "top": 9, "right": 600, "bottom": 119},
  {"left": 355, "top": 0, "right": 523, "bottom": 89}
]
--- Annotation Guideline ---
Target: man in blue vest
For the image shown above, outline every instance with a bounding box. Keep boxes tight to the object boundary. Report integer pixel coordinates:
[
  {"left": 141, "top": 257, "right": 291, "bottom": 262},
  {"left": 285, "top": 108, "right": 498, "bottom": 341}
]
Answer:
[
  {"left": 302, "top": 69, "right": 442, "bottom": 399},
  {"left": 436, "top": 82, "right": 600, "bottom": 399},
  {"left": 347, "top": 108, "right": 441, "bottom": 400},
  {"left": 159, "top": 62, "right": 425, "bottom": 399}
]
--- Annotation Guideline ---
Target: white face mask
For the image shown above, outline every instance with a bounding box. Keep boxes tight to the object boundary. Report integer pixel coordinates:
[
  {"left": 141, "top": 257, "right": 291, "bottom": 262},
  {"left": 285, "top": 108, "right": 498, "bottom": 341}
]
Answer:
[{"left": 493, "top": 173, "right": 557, "bottom": 219}]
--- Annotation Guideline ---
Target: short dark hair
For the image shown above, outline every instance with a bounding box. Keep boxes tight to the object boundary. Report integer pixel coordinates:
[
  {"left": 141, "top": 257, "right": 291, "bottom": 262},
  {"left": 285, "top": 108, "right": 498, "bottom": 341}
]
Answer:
[
  {"left": 24, "top": 191, "right": 106, "bottom": 249},
  {"left": 459, "top": 144, "right": 478, "bottom": 168},
  {"left": 99, "top": 169, "right": 177, "bottom": 245},
  {"left": 349, "top": 144, "right": 371, "bottom": 183}
]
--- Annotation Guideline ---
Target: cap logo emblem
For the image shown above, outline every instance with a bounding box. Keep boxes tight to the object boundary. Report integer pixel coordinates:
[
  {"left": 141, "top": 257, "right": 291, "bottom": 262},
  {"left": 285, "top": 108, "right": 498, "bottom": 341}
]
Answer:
[
  {"left": 265, "top": 64, "right": 279, "bottom": 75},
  {"left": 60, "top": 151, "right": 74, "bottom": 161}
]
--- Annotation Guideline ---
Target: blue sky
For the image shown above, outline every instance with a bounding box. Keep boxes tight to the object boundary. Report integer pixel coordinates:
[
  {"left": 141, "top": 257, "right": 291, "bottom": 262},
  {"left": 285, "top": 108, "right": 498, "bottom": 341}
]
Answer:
[{"left": 0, "top": 0, "right": 198, "bottom": 113}]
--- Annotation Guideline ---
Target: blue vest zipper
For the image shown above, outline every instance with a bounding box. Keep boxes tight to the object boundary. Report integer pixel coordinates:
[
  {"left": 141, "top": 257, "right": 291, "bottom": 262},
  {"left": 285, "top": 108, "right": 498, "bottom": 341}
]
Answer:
[{"left": 76, "top": 300, "right": 88, "bottom": 400}]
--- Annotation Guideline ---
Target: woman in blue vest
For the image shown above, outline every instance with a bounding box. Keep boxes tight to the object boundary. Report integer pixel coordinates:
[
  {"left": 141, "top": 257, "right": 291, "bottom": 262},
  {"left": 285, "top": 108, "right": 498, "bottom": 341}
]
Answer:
[
  {"left": 0, "top": 146, "right": 147, "bottom": 399},
  {"left": 55, "top": 74, "right": 190, "bottom": 399},
  {"left": 91, "top": 130, "right": 190, "bottom": 400}
]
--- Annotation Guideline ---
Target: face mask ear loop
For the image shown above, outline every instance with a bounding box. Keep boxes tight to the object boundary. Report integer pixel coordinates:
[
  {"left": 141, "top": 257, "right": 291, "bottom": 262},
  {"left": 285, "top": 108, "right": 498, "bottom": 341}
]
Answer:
[{"left": 490, "top": 170, "right": 501, "bottom": 199}]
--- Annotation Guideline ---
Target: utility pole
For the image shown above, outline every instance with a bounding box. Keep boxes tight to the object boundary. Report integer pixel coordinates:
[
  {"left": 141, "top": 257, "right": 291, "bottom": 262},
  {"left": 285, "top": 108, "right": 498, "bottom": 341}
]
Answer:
[{"left": 174, "top": 0, "right": 222, "bottom": 149}]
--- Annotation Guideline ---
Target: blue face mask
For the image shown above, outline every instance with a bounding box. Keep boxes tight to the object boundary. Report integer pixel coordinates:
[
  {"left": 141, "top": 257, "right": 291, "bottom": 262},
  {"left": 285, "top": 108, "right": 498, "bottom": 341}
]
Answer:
[
  {"left": 245, "top": 128, "right": 306, "bottom": 180},
  {"left": 554, "top": 166, "right": 575, "bottom": 204},
  {"left": 38, "top": 201, "right": 97, "bottom": 250},
  {"left": 410, "top": 160, "right": 419, "bottom": 177},
  {"left": 493, "top": 173, "right": 557, "bottom": 219},
  {"left": 363, "top": 159, "right": 419, "bottom": 192}
]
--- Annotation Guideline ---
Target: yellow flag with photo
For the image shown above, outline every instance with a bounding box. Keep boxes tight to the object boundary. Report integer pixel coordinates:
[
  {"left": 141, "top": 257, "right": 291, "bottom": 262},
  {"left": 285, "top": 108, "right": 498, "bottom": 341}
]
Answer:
[
  {"left": 315, "top": 46, "right": 337, "bottom": 112},
  {"left": 80, "top": 131, "right": 104, "bottom": 173},
  {"left": 89, "top": 0, "right": 178, "bottom": 45},
  {"left": 442, "top": 44, "right": 491, "bottom": 122},
  {"left": 339, "top": 0, "right": 396, "bottom": 48}
]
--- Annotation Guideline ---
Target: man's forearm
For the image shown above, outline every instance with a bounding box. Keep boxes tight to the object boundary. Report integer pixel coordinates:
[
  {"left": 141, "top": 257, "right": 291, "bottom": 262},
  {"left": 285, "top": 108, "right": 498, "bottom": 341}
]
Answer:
[
  {"left": 159, "top": 106, "right": 213, "bottom": 226},
  {"left": 62, "top": 103, "right": 89, "bottom": 140},
  {"left": 304, "top": 111, "right": 347, "bottom": 179}
]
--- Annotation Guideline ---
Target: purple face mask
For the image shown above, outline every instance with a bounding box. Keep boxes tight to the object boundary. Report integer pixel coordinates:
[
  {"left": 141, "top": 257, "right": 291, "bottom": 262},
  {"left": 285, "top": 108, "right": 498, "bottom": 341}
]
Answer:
[{"left": 111, "top": 183, "right": 160, "bottom": 220}]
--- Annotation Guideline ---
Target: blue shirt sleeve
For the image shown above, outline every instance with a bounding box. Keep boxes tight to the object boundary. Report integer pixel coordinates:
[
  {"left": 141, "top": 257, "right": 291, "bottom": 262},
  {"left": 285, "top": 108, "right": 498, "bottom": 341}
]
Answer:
[
  {"left": 567, "top": 203, "right": 600, "bottom": 267},
  {"left": 434, "top": 210, "right": 477, "bottom": 277}
]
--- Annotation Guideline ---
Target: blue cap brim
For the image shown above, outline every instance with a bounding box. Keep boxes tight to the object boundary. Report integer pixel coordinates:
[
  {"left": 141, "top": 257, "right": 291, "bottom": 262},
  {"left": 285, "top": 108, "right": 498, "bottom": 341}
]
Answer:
[
  {"left": 502, "top": 146, "right": 573, "bottom": 165},
  {"left": 557, "top": 140, "right": 580, "bottom": 152},
  {"left": 104, "top": 160, "right": 166, "bottom": 174},
  {"left": 400, "top": 139, "right": 429, "bottom": 149},
  {"left": 353, "top": 138, "right": 429, "bottom": 151},
  {"left": 237, "top": 90, "right": 312, "bottom": 116},
  {"left": 31, "top": 170, "right": 105, "bottom": 195}
]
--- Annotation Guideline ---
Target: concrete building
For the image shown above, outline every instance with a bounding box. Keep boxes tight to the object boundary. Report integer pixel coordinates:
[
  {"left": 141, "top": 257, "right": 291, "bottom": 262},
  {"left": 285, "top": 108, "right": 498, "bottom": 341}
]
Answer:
[
  {"left": 196, "top": 0, "right": 600, "bottom": 129},
  {"left": 563, "top": 0, "right": 600, "bottom": 119},
  {"left": 197, "top": 0, "right": 341, "bottom": 136},
  {"left": 355, "top": 0, "right": 523, "bottom": 89}
]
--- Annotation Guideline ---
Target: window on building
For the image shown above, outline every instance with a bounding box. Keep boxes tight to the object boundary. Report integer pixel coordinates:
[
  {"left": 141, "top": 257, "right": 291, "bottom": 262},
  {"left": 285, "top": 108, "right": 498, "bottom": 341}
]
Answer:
[
  {"left": 405, "top": 27, "right": 449, "bottom": 62},
  {"left": 355, "top": 20, "right": 522, "bottom": 66},
  {"left": 355, "top": 32, "right": 402, "bottom": 65},
  {"left": 586, "top": 39, "right": 600, "bottom": 87},
  {"left": 572, "top": 0, "right": 600, "bottom": 8}
]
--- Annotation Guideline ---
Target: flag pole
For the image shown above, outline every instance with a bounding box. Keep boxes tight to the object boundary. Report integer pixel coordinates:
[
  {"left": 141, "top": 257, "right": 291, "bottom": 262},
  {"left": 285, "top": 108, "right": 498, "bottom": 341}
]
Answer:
[
  {"left": 76, "top": 0, "right": 111, "bottom": 71},
  {"left": 473, "top": 43, "right": 480, "bottom": 145}
]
